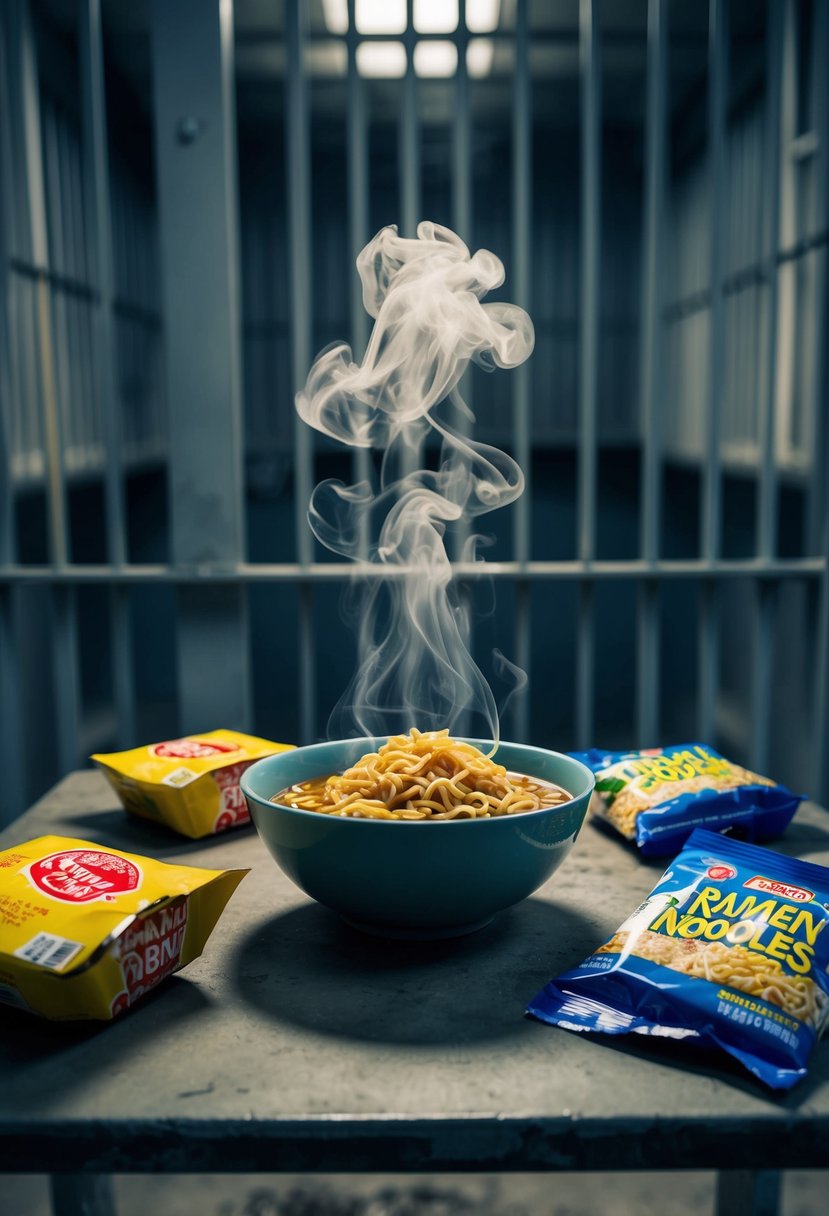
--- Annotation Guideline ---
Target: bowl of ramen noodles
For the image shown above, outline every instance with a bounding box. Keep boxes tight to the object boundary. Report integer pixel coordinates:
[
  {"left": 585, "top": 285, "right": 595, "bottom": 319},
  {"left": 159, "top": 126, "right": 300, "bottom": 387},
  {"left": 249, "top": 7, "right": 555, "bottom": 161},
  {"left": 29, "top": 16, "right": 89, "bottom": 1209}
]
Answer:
[{"left": 241, "top": 730, "right": 594, "bottom": 938}]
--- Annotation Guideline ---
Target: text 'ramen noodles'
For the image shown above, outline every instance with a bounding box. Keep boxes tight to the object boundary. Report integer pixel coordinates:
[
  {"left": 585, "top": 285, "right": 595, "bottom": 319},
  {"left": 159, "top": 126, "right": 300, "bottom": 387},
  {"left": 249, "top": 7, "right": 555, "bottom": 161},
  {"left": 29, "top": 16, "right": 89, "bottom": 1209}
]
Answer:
[
  {"left": 527, "top": 828, "right": 829, "bottom": 1089},
  {"left": 571, "top": 742, "right": 802, "bottom": 856},
  {"left": 274, "top": 729, "right": 571, "bottom": 820}
]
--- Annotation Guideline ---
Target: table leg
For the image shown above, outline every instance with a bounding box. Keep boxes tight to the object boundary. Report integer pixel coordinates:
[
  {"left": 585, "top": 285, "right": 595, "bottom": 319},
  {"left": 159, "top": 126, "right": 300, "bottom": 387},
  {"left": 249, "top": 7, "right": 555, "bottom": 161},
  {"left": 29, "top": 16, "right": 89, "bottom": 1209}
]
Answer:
[
  {"left": 715, "top": 1169, "right": 781, "bottom": 1216},
  {"left": 49, "top": 1175, "right": 117, "bottom": 1216}
]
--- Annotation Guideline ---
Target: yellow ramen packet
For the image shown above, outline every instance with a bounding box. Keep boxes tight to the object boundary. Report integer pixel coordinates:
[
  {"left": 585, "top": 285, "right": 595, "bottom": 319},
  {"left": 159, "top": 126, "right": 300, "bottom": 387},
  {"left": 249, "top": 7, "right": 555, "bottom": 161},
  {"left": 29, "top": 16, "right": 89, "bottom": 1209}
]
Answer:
[
  {"left": 0, "top": 835, "right": 247, "bottom": 1020},
  {"left": 92, "top": 729, "right": 293, "bottom": 839}
]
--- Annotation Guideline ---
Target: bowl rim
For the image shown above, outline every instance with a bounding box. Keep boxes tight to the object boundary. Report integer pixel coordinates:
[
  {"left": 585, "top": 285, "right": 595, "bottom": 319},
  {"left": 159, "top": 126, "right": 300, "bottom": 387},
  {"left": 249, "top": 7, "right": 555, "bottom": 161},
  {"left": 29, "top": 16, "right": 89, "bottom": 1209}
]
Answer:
[{"left": 241, "top": 736, "right": 595, "bottom": 826}]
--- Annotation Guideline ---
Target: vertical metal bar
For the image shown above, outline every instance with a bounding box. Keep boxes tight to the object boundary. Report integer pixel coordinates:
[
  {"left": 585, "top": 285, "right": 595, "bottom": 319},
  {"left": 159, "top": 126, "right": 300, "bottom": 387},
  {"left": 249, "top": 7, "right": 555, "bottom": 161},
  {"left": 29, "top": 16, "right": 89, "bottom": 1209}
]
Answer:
[
  {"left": 512, "top": 0, "right": 532, "bottom": 742},
  {"left": 698, "top": 0, "right": 729, "bottom": 744},
  {"left": 452, "top": 1, "right": 472, "bottom": 563},
  {"left": 577, "top": 0, "right": 601, "bottom": 749},
  {"left": 18, "top": 0, "right": 81, "bottom": 775},
  {"left": 0, "top": 2, "right": 25, "bottom": 823},
  {"left": 286, "top": 0, "right": 316, "bottom": 743},
  {"left": 401, "top": 1, "right": 419, "bottom": 240},
  {"left": 751, "top": 0, "right": 785, "bottom": 774},
  {"left": 150, "top": 0, "right": 251, "bottom": 733},
  {"left": 80, "top": 0, "right": 135, "bottom": 747},
  {"left": 811, "top": 0, "right": 829, "bottom": 804},
  {"left": 637, "top": 0, "right": 667, "bottom": 746},
  {"left": 807, "top": 0, "right": 829, "bottom": 555},
  {"left": 347, "top": 0, "right": 371, "bottom": 561}
]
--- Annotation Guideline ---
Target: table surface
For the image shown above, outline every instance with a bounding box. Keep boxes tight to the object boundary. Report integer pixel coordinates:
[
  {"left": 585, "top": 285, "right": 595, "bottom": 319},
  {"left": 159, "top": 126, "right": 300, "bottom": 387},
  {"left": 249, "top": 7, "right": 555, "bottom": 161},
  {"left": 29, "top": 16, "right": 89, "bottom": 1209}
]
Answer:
[{"left": 1, "top": 772, "right": 829, "bottom": 1175}]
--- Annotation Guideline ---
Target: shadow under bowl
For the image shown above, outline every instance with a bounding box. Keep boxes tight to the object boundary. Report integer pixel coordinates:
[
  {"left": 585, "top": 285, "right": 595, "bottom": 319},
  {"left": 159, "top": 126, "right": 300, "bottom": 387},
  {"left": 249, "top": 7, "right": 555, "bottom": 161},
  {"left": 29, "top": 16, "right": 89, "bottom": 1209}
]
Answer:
[{"left": 241, "top": 738, "right": 595, "bottom": 939}]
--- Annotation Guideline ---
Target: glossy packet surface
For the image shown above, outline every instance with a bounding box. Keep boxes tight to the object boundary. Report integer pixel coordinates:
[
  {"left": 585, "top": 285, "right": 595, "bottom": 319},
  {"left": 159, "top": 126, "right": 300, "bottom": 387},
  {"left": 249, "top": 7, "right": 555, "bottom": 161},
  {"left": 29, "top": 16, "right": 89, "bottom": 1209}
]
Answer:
[
  {"left": 571, "top": 743, "right": 802, "bottom": 857},
  {"left": 93, "top": 729, "right": 293, "bottom": 839},
  {"left": 0, "top": 835, "right": 247, "bottom": 1020},
  {"left": 528, "top": 829, "right": 829, "bottom": 1089}
]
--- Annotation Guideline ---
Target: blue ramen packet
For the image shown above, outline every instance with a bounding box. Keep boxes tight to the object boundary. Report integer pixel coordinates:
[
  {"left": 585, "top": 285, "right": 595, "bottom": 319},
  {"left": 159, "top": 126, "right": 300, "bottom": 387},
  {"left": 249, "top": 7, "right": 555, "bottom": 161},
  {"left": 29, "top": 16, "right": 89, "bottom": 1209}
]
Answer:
[
  {"left": 571, "top": 743, "right": 802, "bottom": 857},
  {"left": 528, "top": 829, "right": 829, "bottom": 1089}
]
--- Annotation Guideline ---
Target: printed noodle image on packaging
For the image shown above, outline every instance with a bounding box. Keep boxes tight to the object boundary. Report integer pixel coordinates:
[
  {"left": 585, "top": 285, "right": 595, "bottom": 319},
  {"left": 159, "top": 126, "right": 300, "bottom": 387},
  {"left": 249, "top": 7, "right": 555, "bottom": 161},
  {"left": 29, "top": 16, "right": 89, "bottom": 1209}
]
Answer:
[
  {"left": 571, "top": 743, "right": 803, "bottom": 857},
  {"left": 92, "top": 729, "right": 293, "bottom": 839},
  {"left": 527, "top": 829, "right": 829, "bottom": 1089},
  {"left": 0, "top": 835, "right": 247, "bottom": 1020}
]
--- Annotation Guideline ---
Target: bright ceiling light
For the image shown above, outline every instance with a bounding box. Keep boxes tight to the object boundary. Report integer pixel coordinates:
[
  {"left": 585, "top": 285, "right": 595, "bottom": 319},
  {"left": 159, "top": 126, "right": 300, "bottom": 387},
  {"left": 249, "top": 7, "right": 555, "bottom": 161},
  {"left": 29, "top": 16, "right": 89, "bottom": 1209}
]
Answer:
[
  {"left": 356, "top": 0, "right": 406, "bottom": 34},
  {"left": 413, "top": 40, "right": 458, "bottom": 76},
  {"left": 356, "top": 40, "right": 407, "bottom": 77},
  {"left": 414, "top": 0, "right": 458, "bottom": 34},
  {"left": 466, "top": 37, "right": 494, "bottom": 77},
  {"left": 321, "top": 0, "right": 348, "bottom": 34},
  {"left": 467, "top": 0, "right": 500, "bottom": 34}
]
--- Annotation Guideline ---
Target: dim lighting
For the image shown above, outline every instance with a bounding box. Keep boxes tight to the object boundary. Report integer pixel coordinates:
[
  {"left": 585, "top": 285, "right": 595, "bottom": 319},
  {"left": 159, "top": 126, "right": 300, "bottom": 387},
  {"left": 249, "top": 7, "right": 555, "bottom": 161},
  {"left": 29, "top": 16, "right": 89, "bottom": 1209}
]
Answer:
[
  {"left": 466, "top": 38, "right": 494, "bottom": 77},
  {"left": 356, "top": 0, "right": 406, "bottom": 34},
  {"left": 356, "top": 40, "right": 407, "bottom": 77},
  {"left": 467, "top": 0, "right": 500, "bottom": 33},
  {"left": 414, "top": 0, "right": 458, "bottom": 33},
  {"left": 414, "top": 40, "right": 458, "bottom": 77}
]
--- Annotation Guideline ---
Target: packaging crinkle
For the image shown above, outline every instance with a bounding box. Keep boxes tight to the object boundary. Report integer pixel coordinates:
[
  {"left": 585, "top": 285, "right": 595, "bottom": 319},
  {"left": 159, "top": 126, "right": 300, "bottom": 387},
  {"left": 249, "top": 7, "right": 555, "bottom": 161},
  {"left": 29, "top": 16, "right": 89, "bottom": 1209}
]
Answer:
[
  {"left": 0, "top": 835, "right": 247, "bottom": 1020},
  {"left": 528, "top": 828, "right": 829, "bottom": 1089},
  {"left": 92, "top": 729, "right": 292, "bottom": 839},
  {"left": 572, "top": 742, "right": 802, "bottom": 857}
]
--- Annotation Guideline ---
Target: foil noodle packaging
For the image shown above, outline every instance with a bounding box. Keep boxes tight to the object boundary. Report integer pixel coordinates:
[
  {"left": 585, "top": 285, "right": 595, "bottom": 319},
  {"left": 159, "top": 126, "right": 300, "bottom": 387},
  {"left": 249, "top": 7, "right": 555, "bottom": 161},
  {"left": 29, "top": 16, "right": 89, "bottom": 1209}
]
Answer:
[
  {"left": 92, "top": 730, "right": 293, "bottom": 839},
  {"left": 528, "top": 829, "right": 829, "bottom": 1089},
  {"left": 0, "top": 836, "right": 247, "bottom": 1020},
  {"left": 571, "top": 743, "right": 802, "bottom": 857}
]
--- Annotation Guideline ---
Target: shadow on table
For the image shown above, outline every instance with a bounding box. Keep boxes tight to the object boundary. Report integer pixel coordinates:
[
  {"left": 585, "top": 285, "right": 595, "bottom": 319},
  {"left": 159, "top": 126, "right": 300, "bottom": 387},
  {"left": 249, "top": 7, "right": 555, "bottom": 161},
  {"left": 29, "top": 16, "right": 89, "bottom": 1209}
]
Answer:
[
  {"left": 233, "top": 895, "right": 596, "bottom": 1047},
  {"left": 52, "top": 807, "right": 256, "bottom": 861},
  {"left": 0, "top": 973, "right": 212, "bottom": 1075},
  {"left": 566, "top": 1020, "right": 829, "bottom": 1109}
]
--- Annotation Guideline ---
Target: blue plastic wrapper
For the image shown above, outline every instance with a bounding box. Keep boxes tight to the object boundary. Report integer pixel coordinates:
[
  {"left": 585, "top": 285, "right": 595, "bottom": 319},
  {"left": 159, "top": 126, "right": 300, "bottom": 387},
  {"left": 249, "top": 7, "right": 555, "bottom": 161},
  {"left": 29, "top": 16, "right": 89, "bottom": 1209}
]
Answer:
[
  {"left": 528, "top": 829, "right": 829, "bottom": 1089},
  {"left": 570, "top": 743, "right": 802, "bottom": 857}
]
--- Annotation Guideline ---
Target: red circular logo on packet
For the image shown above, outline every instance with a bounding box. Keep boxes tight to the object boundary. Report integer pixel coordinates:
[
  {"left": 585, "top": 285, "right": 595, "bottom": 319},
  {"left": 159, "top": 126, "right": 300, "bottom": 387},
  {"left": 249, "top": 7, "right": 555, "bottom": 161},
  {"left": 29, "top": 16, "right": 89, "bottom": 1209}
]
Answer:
[
  {"left": 707, "top": 863, "right": 736, "bottom": 881},
  {"left": 153, "top": 738, "right": 238, "bottom": 759},
  {"left": 27, "top": 849, "right": 143, "bottom": 904}
]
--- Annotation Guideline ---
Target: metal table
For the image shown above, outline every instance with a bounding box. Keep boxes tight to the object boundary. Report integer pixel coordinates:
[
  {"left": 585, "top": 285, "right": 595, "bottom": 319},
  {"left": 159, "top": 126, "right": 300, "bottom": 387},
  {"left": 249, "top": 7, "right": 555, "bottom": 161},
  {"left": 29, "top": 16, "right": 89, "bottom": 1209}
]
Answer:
[{"left": 2, "top": 774, "right": 828, "bottom": 1216}]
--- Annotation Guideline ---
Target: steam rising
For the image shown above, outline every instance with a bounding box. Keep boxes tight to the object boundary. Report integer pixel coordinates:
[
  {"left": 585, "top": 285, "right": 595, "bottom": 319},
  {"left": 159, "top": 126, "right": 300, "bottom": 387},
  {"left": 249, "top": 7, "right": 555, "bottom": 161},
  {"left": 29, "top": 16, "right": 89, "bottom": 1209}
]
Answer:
[{"left": 296, "top": 221, "right": 534, "bottom": 742}]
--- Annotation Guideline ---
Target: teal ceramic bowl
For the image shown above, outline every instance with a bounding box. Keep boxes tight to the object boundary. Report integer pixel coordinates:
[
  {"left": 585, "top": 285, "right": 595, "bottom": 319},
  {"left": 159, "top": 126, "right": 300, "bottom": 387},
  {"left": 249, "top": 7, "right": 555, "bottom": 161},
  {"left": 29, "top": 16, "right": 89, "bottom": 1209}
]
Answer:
[{"left": 241, "top": 738, "right": 594, "bottom": 939}]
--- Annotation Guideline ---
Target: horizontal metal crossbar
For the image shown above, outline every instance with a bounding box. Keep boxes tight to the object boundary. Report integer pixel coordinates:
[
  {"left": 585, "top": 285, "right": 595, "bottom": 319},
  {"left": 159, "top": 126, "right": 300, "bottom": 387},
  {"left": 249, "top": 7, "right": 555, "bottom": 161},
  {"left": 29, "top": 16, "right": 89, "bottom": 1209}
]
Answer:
[{"left": 0, "top": 559, "right": 822, "bottom": 585}]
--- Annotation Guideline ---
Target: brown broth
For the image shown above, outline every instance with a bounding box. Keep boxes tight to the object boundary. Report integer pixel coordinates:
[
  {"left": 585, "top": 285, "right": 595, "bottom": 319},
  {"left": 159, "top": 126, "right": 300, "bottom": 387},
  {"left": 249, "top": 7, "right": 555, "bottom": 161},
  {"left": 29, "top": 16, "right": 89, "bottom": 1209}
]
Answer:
[{"left": 272, "top": 770, "right": 571, "bottom": 817}]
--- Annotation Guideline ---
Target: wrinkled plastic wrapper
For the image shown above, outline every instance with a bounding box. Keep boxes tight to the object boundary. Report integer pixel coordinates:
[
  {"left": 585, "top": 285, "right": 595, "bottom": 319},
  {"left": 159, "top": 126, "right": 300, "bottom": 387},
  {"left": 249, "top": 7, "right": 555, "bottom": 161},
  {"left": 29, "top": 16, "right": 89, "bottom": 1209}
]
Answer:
[
  {"left": 93, "top": 730, "right": 293, "bottom": 839},
  {"left": 528, "top": 829, "right": 829, "bottom": 1089},
  {"left": 571, "top": 743, "right": 802, "bottom": 857},
  {"left": 0, "top": 835, "right": 247, "bottom": 1020}
]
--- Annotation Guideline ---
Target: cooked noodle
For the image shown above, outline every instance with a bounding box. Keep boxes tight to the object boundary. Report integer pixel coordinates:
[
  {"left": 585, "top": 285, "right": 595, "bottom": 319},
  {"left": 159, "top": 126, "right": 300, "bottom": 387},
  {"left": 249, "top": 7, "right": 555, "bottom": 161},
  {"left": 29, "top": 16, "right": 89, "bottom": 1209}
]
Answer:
[{"left": 273, "top": 728, "right": 570, "bottom": 820}]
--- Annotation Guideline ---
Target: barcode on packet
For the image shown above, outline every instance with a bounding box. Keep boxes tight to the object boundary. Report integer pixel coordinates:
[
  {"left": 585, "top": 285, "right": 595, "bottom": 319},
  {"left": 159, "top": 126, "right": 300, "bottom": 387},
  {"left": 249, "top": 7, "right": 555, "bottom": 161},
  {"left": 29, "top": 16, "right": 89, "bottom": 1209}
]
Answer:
[{"left": 14, "top": 932, "right": 83, "bottom": 971}]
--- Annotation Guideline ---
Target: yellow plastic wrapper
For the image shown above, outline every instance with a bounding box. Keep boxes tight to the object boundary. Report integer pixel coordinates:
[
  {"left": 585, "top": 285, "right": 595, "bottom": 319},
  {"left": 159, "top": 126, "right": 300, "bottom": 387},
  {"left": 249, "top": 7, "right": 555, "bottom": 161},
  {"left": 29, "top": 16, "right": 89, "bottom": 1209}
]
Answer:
[
  {"left": 0, "top": 835, "right": 247, "bottom": 1021},
  {"left": 92, "top": 729, "right": 293, "bottom": 839}
]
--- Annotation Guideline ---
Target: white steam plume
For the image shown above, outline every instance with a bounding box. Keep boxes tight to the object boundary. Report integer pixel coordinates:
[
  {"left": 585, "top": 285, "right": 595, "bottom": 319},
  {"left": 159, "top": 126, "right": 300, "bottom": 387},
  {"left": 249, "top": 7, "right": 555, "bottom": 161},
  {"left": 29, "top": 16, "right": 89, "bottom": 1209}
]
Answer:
[{"left": 296, "top": 221, "right": 534, "bottom": 742}]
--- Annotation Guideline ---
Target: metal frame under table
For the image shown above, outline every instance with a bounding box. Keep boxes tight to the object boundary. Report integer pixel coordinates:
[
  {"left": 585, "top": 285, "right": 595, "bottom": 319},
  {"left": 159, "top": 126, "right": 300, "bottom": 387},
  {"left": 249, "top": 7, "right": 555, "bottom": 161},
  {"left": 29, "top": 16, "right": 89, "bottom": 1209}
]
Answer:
[{"left": 1, "top": 773, "right": 828, "bottom": 1216}]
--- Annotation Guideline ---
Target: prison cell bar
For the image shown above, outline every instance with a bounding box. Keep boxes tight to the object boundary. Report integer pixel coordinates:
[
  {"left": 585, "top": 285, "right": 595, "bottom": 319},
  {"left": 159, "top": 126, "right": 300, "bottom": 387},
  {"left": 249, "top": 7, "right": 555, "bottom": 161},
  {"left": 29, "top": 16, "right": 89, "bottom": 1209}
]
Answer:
[
  {"left": 636, "top": 0, "right": 667, "bottom": 747},
  {"left": 452, "top": 0, "right": 472, "bottom": 566},
  {"left": 0, "top": 4, "right": 24, "bottom": 821},
  {"left": 812, "top": 0, "right": 829, "bottom": 806},
  {"left": 18, "top": 0, "right": 82, "bottom": 778},
  {"left": 151, "top": 0, "right": 251, "bottom": 735},
  {"left": 80, "top": 0, "right": 135, "bottom": 749},
  {"left": 698, "top": 0, "right": 728, "bottom": 746},
  {"left": 398, "top": 0, "right": 422, "bottom": 486},
  {"left": 346, "top": 0, "right": 371, "bottom": 562},
  {"left": 750, "top": 0, "right": 785, "bottom": 776},
  {"left": 576, "top": 0, "right": 601, "bottom": 750},
  {"left": 511, "top": 0, "right": 532, "bottom": 743},
  {"left": 286, "top": 0, "right": 316, "bottom": 743}
]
